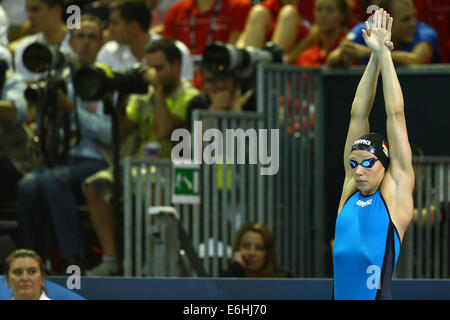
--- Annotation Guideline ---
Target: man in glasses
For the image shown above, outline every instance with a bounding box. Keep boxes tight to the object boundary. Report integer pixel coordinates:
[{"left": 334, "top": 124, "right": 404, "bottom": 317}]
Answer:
[
  {"left": 68, "top": 15, "right": 105, "bottom": 66},
  {"left": 333, "top": 8, "right": 414, "bottom": 300}
]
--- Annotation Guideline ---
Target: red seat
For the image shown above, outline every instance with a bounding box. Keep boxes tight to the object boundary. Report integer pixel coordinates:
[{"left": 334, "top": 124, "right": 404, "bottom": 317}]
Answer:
[
  {"left": 423, "top": 0, "right": 450, "bottom": 63},
  {"left": 414, "top": 0, "right": 429, "bottom": 23}
]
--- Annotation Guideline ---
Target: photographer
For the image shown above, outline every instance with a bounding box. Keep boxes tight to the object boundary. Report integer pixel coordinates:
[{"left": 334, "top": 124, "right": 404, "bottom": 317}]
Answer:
[
  {"left": 185, "top": 41, "right": 283, "bottom": 130},
  {"left": 83, "top": 38, "right": 198, "bottom": 276},
  {"left": 0, "top": 46, "right": 40, "bottom": 206},
  {"left": 186, "top": 59, "right": 256, "bottom": 132},
  {"left": 12, "top": 0, "right": 71, "bottom": 81},
  {"left": 16, "top": 15, "right": 111, "bottom": 272}
]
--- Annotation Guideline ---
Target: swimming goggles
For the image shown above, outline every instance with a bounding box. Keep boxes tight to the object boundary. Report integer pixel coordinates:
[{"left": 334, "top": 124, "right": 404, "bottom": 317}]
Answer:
[{"left": 349, "top": 158, "right": 379, "bottom": 169}]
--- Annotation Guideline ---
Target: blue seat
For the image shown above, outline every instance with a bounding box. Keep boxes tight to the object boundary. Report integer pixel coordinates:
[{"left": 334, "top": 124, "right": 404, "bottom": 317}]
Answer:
[{"left": 0, "top": 276, "right": 86, "bottom": 300}]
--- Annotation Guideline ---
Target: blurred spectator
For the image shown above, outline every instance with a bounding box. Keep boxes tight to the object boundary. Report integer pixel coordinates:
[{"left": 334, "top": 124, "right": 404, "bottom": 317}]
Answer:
[
  {"left": 147, "top": 0, "right": 180, "bottom": 34},
  {"left": 1, "top": 0, "right": 32, "bottom": 42},
  {"left": 97, "top": 0, "right": 194, "bottom": 80},
  {"left": 11, "top": 0, "right": 71, "bottom": 81},
  {"left": 0, "top": 50, "right": 36, "bottom": 171},
  {"left": 162, "top": 0, "right": 252, "bottom": 64},
  {"left": 347, "top": 0, "right": 364, "bottom": 28},
  {"left": 414, "top": 0, "right": 450, "bottom": 63},
  {"left": 0, "top": 4, "right": 9, "bottom": 48},
  {"left": 0, "top": 43, "right": 12, "bottom": 70},
  {"left": 0, "top": 46, "right": 40, "bottom": 206},
  {"left": 186, "top": 60, "right": 255, "bottom": 130},
  {"left": 83, "top": 38, "right": 198, "bottom": 276},
  {"left": 221, "top": 222, "right": 289, "bottom": 278},
  {"left": 4, "top": 249, "right": 50, "bottom": 300},
  {"left": 16, "top": 15, "right": 111, "bottom": 272},
  {"left": 347, "top": 1, "right": 387, "bottom": 28},
  {"left": 79, "top": 0, "right": 111, "bottom": 25},
  {"left": 329, "top": 0, "right": 441, "bottom": 66},
  {"left": 410, "top": 144, "right": 446, "bottom": 228},
  {"left": 295, "top": 0, "right": 350, "bottom": 67},
  {"left": 237, "top": 0, "right": 319, "bottom": 64}
]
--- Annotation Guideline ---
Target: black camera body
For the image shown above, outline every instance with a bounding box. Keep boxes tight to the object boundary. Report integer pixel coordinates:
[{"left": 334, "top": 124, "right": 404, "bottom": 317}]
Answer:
[
  {"left": 22, "top": 42, "right": 74, "bottom": 106},
  {"left": 24, "top": 78, "right": 67, "bottom": 105},
  {"left": 72, "top": 63, "right": 149, "bottom": 101},
  {"left": 22, "top": 42, "right": 77, "bottom": 74}
]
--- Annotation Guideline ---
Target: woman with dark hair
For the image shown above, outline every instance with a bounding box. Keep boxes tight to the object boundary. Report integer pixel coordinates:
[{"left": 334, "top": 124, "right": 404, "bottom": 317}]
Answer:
[
  {"left": 4, "top": 249, "right": 50, "bottom": 300},
  {"left": 221, "top": 222, "right": 289, "bottom": 278},
  {"left": 333, "top": 9, "right": 414, "bottom": 300}
]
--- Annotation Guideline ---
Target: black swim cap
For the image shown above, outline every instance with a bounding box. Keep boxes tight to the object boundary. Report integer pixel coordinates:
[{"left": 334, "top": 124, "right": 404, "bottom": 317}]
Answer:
[{"left": 351, "top": 133, "right": 389, "bottom": 169}]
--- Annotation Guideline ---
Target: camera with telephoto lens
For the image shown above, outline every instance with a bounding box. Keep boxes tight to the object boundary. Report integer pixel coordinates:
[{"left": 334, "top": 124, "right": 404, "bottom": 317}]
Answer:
[
  {"left": 201, "top": 42, "right": 283, "bottom": 78},
  {"left": 22, "top": 42, "right": 75, "bottom": 105},
  {"left": 72, "top": 63, "right": 149, "bottom": 101},
  {"left": 21, "top": 42, "right": 78, "bottom": 167},
  {"left": 22, "top": 42, "right": 78, "bottom": 74}
]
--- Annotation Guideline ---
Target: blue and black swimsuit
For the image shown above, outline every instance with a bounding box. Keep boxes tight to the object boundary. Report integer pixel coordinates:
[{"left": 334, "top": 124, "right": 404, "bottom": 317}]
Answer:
[{"left": 333, "top": 189, "right": 401, "bottom": 300}]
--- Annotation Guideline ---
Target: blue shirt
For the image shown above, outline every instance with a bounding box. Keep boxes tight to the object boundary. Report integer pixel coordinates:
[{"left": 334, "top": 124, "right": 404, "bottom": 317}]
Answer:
[
  {"left": 333, "top": 190, "right": 401, "bottom": 300},
  {"left": 348, "top": 21, "right": 442, "bottom": 64},
  {"left": 66, "top": 81, "right": 112, "bottom": 161}
]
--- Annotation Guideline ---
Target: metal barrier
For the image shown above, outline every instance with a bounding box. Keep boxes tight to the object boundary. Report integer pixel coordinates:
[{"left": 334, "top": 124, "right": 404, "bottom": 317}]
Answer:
[
  {"left": 123, "top": 158, "right": 174, "bottom": 277},
  {"left": 123, "top": 64, "right": 449, "bottom": 279},
  {"left": 396, "top": 156, "right": 450, "bottom": 279},
  {"left": 123, "top": 110, "right": 267, "bottom": 277},
  {"left": 123, "top": 64, "right": 327, "bottom": 278},
  {"left": 256, "top": 64, "right": 326, "bottom": 277},
  {"left": 191, "top": 109, "right": 265, "bottom": 277}
]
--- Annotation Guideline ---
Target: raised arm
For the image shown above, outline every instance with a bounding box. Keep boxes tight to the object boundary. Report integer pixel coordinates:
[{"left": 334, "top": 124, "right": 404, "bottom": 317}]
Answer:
[
  {"left": 361, "top": 8, "right": 415, "bottom": 236},
  {"left": 378, "top": 50, "right": 414, "bottom": 185},
  {"left": 338, "top": 10, "right": 394, "bottom": 213},
  {"left": 342, "top": 11, "right": 395, "bottom": 173},
  {"left": 337, "top": 52, "right": 380, "bottom": 212},
  {"left": 343, "top": 53, "right": 380, "bottom": 173},
  {"left": 364, "top": 9, "right": 414, "bottom": 185}
]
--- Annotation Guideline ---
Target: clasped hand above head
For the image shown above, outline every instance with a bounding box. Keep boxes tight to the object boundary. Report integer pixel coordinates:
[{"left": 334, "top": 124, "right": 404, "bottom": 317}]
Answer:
[
  {"left": 362, "top": 8, "right": 394, "bottom": 55},
  {"left": 332, "top": 9, "right": 393, "bottom": 66}
]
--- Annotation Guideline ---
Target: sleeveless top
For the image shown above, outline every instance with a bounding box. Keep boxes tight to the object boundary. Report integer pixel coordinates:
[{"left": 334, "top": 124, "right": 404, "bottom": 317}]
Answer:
[{"left": 333, "top": 189, "right": 401, "bottom": 300}]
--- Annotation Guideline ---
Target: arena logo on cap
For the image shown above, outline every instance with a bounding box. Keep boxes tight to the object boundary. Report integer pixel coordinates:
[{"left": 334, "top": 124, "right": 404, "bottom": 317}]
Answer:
[{"left": 353, "top": 139, "right": 371, "bottom": 146}]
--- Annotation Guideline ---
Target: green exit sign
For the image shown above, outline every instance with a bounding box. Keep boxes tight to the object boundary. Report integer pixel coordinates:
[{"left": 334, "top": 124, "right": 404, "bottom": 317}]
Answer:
[{"left": 172, "top": 163, "right": 200, "bottom": 204}]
